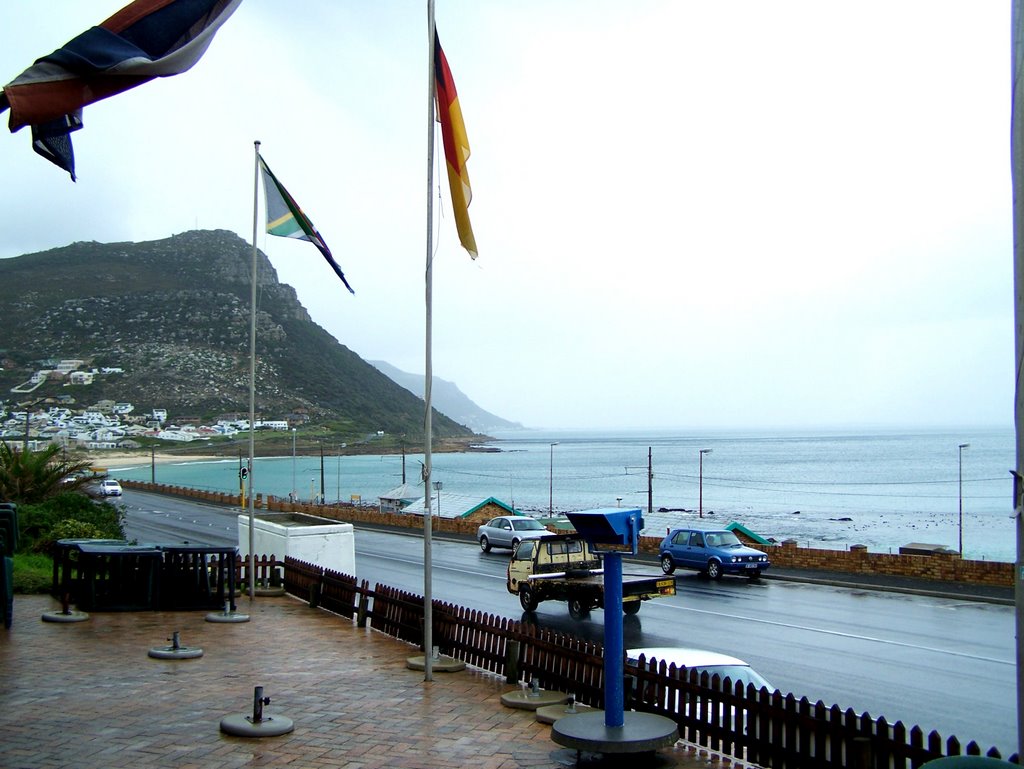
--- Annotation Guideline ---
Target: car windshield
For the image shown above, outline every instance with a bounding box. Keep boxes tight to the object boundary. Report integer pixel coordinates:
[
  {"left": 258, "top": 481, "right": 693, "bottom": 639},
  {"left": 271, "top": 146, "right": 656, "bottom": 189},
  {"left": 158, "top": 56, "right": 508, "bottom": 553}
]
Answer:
[
  {"left": 704, "top": 531, "right": 742, "bottom": 547},
  {"left": 511, "top": 518, "right": 546, "bottom": 531}
]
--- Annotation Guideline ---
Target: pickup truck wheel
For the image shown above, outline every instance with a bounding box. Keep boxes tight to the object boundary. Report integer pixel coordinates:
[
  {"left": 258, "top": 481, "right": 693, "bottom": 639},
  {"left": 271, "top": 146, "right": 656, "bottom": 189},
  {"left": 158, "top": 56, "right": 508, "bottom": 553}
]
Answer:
[
  {"left": 706, "top": 560, "right": 723, "bottom": 580},
  {"left": 568, "top": 599, "right": 590, "bottom": 620},
  {"left": 660, "top": 555, "right": 675, "bottom": 575},
  {"left": 519, "top": 587, "right": 538, "bottom": 612},
  {"left": 623, "top": 601, "right": 641, "bottom": 615},
  {"left": 479, "top": 536, "right": 491, "bottom": 553}
]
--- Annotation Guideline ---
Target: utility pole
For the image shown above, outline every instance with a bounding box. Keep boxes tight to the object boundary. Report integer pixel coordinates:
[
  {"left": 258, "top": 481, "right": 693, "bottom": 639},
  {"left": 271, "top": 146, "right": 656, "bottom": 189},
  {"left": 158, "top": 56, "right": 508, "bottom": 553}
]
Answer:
[
  {"left": 647, "top": 446, "right": 653, "bottom": 515},
  {"left": 699, "top": 448, "right": 713, "bottom": 518},
  {"left": 319, "top": 442, "right": 325, "bottom": 504},
  {"left": 625, "top": 447, "right": 654, "bottom": 514}
]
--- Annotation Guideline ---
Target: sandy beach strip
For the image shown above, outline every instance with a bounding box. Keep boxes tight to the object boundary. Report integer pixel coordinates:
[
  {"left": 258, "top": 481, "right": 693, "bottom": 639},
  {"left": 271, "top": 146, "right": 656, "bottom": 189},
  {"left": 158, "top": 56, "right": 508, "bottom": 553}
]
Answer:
[{"left": 84, "top": 452, "right": 222, "bottom": 469}]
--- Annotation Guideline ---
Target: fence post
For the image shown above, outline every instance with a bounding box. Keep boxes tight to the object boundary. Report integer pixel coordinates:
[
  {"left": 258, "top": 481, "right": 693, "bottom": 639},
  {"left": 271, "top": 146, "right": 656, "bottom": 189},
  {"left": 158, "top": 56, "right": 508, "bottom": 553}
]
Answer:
[
  {"left": 851, "top": 736, "right": 873, "bottom": 769},
  {"left": 356, "top": 591, "right": 369, "bottom": 628},
  {"left": 308, "top": 581, "right": 320, "bottom": 609},
  {"left": 505, "top": 640, "right": 521, "bottom": 684},
  {"left": 623, "top": 673, "right": 637, "bottom": 710}
]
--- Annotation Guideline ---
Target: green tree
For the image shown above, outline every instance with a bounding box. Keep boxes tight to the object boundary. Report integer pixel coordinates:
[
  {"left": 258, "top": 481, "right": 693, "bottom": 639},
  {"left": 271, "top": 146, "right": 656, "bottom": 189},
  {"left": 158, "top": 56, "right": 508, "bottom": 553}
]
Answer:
[
  {"left": 18, "top": 494, "right": 125, "bottom": 554},
  {"left": 0, "top": 442, "right": 95, "bottom": 504}
]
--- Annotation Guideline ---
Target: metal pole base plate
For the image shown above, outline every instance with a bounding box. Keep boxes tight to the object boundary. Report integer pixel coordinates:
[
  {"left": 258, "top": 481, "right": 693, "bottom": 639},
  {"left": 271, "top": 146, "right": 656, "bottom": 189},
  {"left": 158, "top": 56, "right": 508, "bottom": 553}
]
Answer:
[
  {"left": 551, "top": 711, "right": 678, "bottom": 755},
  {"left": 535, "top": 703, "right": 599, "bottom": 724},
  {"left": 254, "top": 586, "right": 285, "bottom": 597},
  {"left": 148, "top": 646, "right": 204, "bottom": 659},
  {"left": 501, "top": 689, "right": 569, "bottom": 710},
  {"left": 41, "top": 610, "right": 89, "bottom": 623},
  {"left": 219, "top": 713, "right": 294, "bottom": 738},
  {"left": 205, "top": 611, "right": 250, "bottom": 623},
  {"left": 405, "top": 655, "right": 466, "bottom": 672}
]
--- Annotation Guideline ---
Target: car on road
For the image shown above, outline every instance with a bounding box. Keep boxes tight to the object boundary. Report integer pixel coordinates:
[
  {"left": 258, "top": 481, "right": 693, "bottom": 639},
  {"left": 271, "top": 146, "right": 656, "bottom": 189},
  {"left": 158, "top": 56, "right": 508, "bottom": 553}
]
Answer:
[
  {"left": 658, "top": 527, "right": 770, "bottom": 579},
  {"left": 97, "top": 479, "right": 123, "bottom": 497},
  {"left": 626, "top": 647, "right": 776, "bottom": 692},
  {"left": 626, "top": 647, "right": 777, "bottom": 734},
  {"left": 477, "top": 515, "right": 549, "bottom": 552}
]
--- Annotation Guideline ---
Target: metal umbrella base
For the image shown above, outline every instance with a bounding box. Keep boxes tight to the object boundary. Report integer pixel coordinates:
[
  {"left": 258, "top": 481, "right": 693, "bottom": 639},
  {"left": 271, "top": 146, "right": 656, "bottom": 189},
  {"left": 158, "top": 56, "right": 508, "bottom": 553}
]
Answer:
[
  {"left": 220, "top": 686, "right": 294, "bottom": 738},
  {"left": 551, "top": 711, "right": 678, "bottom": 755}
]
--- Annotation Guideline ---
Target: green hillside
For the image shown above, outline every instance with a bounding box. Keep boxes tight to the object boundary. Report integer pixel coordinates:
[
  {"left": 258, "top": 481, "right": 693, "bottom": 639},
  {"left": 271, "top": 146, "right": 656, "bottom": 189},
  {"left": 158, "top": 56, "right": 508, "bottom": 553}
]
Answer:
[{"left": 0, "top": 230, "right": 473, "bottom": 445}]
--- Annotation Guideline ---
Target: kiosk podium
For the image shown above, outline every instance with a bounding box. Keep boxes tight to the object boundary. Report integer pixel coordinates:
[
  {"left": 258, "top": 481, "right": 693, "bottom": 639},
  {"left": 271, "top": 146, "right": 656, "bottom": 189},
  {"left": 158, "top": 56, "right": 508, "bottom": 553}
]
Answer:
[{"left": 549, "top": 508, "right": 679, "bottom": 760}]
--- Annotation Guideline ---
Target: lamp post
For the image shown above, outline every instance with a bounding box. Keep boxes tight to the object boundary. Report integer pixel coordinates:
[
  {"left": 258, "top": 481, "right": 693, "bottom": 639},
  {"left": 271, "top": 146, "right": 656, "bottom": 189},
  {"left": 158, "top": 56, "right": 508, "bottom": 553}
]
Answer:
[
  {"left": 433, "top": 480, "right": 443, "bottom": 518},
  {"left": 336, "top": 443, "right": 346, "bottom": 504},
  {"left": 958, "top": 442, "right": 970, "bottom": 555},
  {"left": 699, "top": 448, "right": 713, "bottom": 518},
  {"left": 549, "top": 442, "right": 559, "bottom": 515},
  {"left": 291, "top": 428, "right": 297, "bottom": 502}
]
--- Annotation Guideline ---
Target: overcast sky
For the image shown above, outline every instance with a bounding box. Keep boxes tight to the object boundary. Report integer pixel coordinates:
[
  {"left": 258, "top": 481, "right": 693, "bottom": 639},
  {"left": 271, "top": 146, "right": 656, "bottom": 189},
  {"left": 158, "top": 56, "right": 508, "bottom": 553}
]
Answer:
[{"left": 0, "top": 1, "right": 1012, "bottom": 431}]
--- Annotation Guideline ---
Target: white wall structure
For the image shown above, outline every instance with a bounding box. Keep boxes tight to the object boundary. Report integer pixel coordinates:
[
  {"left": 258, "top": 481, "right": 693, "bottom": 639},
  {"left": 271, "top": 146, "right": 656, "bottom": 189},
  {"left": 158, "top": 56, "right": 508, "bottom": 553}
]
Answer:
[{"left": 238, "top": 512, "right": 355, "bottom": 576}]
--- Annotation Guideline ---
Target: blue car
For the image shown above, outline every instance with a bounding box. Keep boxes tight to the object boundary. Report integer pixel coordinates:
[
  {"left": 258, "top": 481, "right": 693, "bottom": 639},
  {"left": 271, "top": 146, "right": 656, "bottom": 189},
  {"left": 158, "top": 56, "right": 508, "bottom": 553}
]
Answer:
[{"left": 659, "top": 528, "right": 770, "bottom": 580}]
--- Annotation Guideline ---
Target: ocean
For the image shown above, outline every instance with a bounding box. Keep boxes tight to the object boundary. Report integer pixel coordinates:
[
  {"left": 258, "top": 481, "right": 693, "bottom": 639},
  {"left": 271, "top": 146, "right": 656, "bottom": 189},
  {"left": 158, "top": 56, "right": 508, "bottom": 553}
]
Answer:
[{"left": 110, "top": 426, "right": 1019, "bottom": 563}]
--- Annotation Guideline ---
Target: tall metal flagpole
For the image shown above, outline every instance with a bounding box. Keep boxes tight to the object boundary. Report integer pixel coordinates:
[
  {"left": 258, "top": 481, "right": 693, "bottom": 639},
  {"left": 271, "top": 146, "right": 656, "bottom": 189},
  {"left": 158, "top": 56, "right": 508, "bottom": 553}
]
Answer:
[
  {"left": 247, "top": 139, "right": 260, "bottom": 602},
  {"left": 422, "top": 0, "right": 438, "bottom": 682},
  {"left": 1011, "top": 3, "right": 1024, "bottom": 756}
]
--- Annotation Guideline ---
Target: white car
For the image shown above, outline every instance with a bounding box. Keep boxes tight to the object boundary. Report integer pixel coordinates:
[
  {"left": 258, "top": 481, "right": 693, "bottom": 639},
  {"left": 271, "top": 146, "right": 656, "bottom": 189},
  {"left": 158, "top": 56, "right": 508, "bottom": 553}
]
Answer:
[
  {"left": 98, "top": 479, "right": 123, "bottom": 497},
  {"left": 477, "top": 515, "right": 549, "bottom": 552},
  {"left": 626, "top": 647, "right": 775, "bottom": 691},
  {"left": 626, "top": 647, "right": 776, "bottom": 736}
]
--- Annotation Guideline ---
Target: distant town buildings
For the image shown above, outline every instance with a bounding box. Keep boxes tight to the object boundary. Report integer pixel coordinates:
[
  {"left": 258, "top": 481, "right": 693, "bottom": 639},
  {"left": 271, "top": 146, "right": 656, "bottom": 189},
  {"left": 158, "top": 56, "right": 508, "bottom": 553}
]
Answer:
[{"left": 1, "top": 355, "right": 292, "bottom": 451}]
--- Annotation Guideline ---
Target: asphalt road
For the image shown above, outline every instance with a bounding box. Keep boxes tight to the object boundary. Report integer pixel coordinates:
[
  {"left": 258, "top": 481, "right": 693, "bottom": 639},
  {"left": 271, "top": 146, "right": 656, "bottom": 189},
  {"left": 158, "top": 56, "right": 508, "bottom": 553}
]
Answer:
[{"left": 117, "top": 490, "right": 1017, "bottom": 755}]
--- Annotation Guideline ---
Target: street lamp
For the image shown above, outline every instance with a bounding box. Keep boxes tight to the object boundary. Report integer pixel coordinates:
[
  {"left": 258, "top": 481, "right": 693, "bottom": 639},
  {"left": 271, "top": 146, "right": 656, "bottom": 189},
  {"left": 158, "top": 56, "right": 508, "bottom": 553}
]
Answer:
[
  {"left": 291, "top": 428, "right": 297, "bottom": 502},
  {"left": 958, "top": 442, "right": 970, "bottom": 555},
  {"left": 699, "top": 449, "right": 713, "bottom": 518},
  {"left": 549, "top": 442, "right": 559, "bottom": 515},
  {"left": 433, "top": 480, "right": 443, "bottom": 518}
]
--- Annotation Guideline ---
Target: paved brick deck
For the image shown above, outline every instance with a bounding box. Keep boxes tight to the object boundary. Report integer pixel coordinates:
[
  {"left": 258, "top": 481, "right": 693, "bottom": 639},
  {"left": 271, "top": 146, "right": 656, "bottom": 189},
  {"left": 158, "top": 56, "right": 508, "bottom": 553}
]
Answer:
[{"left": 1, "top": 595, "right": 729, "bottom": 769}]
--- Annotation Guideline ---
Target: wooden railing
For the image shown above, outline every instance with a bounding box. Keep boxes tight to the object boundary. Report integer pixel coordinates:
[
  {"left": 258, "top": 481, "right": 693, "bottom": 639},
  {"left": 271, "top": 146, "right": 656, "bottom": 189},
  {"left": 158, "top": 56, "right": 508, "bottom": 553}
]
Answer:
[{"left": 282, "top": 556, "right": 1019, "bottom": 768}]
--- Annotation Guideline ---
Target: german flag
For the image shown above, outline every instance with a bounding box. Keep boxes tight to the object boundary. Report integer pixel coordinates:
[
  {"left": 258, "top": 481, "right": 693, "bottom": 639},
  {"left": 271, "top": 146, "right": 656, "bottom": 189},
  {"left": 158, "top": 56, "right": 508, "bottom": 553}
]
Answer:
[{"left": 434, "top": 31, "right": 477, "bottom": 259}]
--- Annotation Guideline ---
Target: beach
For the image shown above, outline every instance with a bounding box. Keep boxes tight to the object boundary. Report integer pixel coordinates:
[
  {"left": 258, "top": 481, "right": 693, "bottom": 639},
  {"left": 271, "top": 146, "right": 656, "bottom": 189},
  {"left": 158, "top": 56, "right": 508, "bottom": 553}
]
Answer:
[{"left": 87, "top": 451, "right": 220, "bottom": 468}]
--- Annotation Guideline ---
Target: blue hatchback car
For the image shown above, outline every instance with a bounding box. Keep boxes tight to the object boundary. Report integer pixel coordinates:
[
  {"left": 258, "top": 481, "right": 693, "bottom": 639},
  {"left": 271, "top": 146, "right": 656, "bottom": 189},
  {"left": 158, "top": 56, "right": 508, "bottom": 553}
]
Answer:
[{"left": 659, "top": 528, "right": 770, "bottom": 580}]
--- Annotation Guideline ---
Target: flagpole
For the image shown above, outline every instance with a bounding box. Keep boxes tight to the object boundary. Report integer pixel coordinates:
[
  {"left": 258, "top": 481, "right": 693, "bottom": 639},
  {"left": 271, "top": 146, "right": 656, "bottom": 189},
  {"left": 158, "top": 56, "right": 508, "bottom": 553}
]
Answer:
[
  {"left": 1011, "top": 2, "right": 1024, "bottom": 755},
  {"left": 422, "top": 0, "right": 438, "bottom": 683},
  {"left": 247, "top": 139, "right": 260, "bottom": 602}
]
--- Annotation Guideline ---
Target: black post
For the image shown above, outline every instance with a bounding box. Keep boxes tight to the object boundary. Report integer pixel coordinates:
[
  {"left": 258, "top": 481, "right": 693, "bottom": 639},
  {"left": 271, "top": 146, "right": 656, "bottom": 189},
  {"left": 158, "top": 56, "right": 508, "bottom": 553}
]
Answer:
[{"left": 647, "top": 446, "right": 653, "bottom": 515}]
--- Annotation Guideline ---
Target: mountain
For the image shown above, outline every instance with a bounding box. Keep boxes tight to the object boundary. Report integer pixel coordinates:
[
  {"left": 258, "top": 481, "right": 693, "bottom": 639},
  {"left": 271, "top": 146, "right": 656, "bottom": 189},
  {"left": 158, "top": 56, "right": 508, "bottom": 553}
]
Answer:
[
  {"left": 0, "top": 229, "right": 473, "bottom": 442},
  {"left": 369, "top": 361, "right": 523, "bottom": 434}
]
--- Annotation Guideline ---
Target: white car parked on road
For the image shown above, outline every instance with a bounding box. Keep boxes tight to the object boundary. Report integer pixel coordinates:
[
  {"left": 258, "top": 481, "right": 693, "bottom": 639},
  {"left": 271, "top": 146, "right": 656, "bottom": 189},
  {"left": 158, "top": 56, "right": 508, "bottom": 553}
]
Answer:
[{"left": 98, "top": 479, "right": 123, "bottom": 497}]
